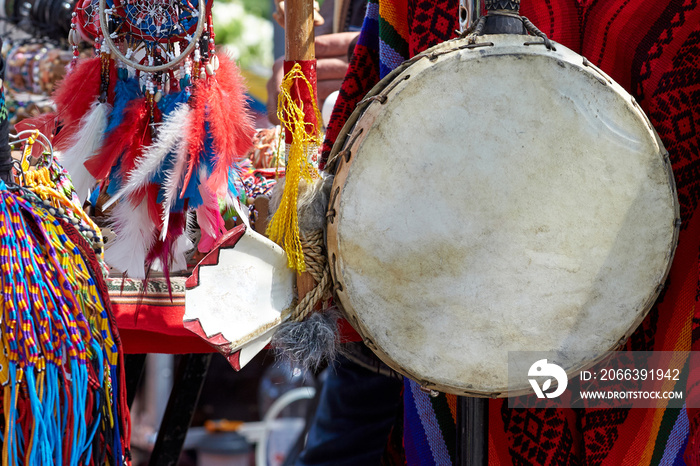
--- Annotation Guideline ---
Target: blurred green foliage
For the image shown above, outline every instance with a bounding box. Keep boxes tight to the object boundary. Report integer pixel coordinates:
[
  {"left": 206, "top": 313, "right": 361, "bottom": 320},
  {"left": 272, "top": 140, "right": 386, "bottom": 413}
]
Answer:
[
  {"left": 213, "top": 0, "right": 273, "bottom": 69},
  {"left": 216, "top": 0, "right": 271, "bottom": 17},
  {"left": 240, "top": 0, "right": 271, "bottom": 19}
]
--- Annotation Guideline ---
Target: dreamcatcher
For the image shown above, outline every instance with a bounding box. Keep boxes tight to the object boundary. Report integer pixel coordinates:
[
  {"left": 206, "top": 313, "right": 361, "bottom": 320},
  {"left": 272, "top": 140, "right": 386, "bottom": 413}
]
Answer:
[
  {"left": 99, "top": 0, "right": 207, "bottom": 73},
  {"left": 43, "top": 0, "right": 255, "bottom": 280},
  {"left": 71, "top": 0, "right": 100, "bottom": 47}
]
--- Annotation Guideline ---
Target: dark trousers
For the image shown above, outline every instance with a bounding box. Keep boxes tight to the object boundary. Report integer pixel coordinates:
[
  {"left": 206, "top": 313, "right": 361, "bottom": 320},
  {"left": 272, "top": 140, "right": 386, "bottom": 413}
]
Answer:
[{"left": 296, "top": 355, "right": 403, "bottom": 466}]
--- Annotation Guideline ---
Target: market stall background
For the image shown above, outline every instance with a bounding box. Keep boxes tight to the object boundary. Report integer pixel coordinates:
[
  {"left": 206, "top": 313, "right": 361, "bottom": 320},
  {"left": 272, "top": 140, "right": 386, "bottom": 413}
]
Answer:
[{"left": 0, "top": 0, "right": 318, "bottom": 463}]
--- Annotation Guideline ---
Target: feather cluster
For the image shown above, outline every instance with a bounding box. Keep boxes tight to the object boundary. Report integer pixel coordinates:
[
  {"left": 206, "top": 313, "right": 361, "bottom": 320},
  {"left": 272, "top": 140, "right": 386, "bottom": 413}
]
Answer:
[
  {"left": 52, "top": 53, "right": 256, "bottom": 278},
  {"left": 58, "top": 100, "right": 111, "bottom": 202}
]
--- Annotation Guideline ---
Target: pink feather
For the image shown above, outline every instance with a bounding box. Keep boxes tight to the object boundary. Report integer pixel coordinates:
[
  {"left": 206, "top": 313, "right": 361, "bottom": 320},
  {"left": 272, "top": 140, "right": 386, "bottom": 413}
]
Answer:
[{"left": 196, "top": 177, "right": 226, "bottom": 254}]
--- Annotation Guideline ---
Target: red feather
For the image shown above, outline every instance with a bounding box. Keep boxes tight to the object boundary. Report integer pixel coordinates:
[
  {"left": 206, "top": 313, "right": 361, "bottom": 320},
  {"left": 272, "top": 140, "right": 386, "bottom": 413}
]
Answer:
[
  {"left": 145, "top": 211, "right": 187, "bottom": 295},
  {"left": 15, "top": 113, "right": 59, "bottom": 159},
  {"left": 85, "top": 98, "right": 148, "bottom": 179},
  {"left": 122, "top": 115, "right": 153, "bottom": 176},
  {"left": 52, "top": 57, "right": 118, "bottom": 151},
  {"left": 120, "top": 127, "right": 154, "bottom": 209},
  {"left": 182, "top": 83, "right": 208, "bottom": 197},
  {"left": 125, "top": 184, "right": 149, "bottom": 209},
  {"left": 53, "top": 57, "right": 101, "bottom": 123},
  {"left": 15, "top": 113, "right": 58, "bottom": 138},
  {"left": 206, "top": 54, "right": 256, "bottom": 187},
  {"left": 146, "top": 183, "right": 162, "bottom": 228}
]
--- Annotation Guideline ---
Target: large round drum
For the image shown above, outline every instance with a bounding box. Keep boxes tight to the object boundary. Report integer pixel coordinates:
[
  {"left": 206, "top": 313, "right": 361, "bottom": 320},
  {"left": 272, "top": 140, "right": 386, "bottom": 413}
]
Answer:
[{"left": 326, "top": 34, "right": 679, "bottom": 396}]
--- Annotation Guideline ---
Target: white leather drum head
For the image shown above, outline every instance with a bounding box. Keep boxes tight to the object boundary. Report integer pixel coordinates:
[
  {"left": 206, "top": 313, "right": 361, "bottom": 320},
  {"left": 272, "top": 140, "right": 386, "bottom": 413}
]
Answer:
[{"left": 327, "top": 35, "right": 678, "bottom": 396}]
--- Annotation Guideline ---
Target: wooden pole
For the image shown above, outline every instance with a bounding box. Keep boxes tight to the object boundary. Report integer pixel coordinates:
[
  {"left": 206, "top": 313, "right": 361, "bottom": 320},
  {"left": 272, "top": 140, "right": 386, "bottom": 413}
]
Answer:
[
  {"left": 284, "top": 0, "right": 316, "bottom": 62},
  {"left": 284, "top": 0, "right": 318, "bottom": 299},
  {"left": 456, "top": 397, "right": 489, "bottom": 465}
]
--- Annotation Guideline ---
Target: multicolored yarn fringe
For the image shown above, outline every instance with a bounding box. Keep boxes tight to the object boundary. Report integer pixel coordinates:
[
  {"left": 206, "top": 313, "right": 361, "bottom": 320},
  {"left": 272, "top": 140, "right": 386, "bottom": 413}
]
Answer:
[
  {"left": 266, "top": 63, "right": 322, "bottom": 272},
  {"left": 21, "top": 155, "right": 107, "bottom": 274},
  {"left": 324, "top": 0, "right": 700, "bottom": 464},
  {"left": 0, "top": 179, "right": 129, "bottom": 466}
]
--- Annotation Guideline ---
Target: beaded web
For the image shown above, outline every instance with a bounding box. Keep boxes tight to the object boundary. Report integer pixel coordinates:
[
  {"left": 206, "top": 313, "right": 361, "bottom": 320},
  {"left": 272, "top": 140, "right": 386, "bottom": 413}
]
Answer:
[
  {"left": 99, "top": 0, "right": 208, "bottom": 72},
  {"left": 75, "top": 0, "right": 100, "bottom": 43}
]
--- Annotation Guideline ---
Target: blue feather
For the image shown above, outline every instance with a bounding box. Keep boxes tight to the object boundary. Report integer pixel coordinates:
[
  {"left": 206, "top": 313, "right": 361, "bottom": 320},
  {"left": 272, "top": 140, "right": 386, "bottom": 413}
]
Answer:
[
  {"left": 178, "top": 122, "right": 216, "bottom": 209},
  {"left": 228, "top": 166, "right": 241, "bottom": 198},
  {"left": 181, "top": 174, "right": 202, "bottom": 209},
  {"left": 105, "top": 77, "right": 141, "bottom": 137},
  {"left": 157, "top": 90, "right": 191, "bottom": 115},
  {"left": 155, "top": 152, "right": 186, "bottom": 213},
  {"left": 106, "top": 161, "right": 123, "bottom": 196}
]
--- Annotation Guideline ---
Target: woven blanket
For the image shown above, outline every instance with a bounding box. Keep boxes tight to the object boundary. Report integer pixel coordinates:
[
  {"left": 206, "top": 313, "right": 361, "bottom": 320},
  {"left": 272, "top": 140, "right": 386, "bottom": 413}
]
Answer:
[{"left": 321, "top": 0, "right": 700, "bottom": 464}]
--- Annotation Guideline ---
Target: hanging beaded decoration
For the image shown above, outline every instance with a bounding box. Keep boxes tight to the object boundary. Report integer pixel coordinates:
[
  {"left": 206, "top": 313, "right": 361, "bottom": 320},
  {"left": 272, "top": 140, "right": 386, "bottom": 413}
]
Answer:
[
  {"left": 38, "top": 0, "right": 257, "bottom": 281},
  {"left": 71, "top": 0, "right": 101, "bottom": 48},
  {"left": 0, "top": 132, "right": 130, "bottom": 465}
]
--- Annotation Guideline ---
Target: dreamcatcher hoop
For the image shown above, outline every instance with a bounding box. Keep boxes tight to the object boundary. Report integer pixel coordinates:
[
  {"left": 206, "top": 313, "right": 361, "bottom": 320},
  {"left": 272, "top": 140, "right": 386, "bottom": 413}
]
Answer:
[{"left": 98, "top": 0, "right": 206, "bottom": 72}]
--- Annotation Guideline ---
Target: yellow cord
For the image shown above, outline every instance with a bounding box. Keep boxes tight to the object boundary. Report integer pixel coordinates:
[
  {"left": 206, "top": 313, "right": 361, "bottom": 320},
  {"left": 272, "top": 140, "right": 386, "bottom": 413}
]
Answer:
[
  {"left": 267, "top": 63, "right": 322, "bottom": 272},
  {"left": 20, "top": 131, "right": 38, "bottom": 175}
]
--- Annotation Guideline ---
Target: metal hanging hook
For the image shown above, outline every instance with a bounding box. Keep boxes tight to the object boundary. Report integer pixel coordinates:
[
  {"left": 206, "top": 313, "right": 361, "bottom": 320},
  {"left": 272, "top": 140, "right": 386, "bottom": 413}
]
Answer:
[
  {"left": 459, "top": 0, "right": 482, "bottom": 34},
  {"left": 9, "top": 129, "right": 55, "bottom": 167}
]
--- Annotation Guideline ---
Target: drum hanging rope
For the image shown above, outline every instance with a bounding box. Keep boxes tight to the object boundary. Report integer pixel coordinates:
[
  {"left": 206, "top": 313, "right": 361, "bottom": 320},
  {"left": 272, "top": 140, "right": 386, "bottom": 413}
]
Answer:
[{"left": 289, "top": 229, "right": 331, "bottom": 321}]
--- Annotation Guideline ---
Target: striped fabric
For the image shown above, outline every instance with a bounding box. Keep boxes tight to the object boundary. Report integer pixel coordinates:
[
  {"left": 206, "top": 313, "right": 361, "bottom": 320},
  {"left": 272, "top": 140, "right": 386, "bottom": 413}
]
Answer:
[{"left": 404, "top": 382, "right": 457, "bottom": 465}]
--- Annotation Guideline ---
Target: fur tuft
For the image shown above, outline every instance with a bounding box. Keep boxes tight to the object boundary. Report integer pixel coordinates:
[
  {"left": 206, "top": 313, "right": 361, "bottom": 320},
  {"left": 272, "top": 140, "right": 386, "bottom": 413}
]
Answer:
[
  {"left": 58, "top": 101, "right": 111, "bottom": 202},
  {"left": 268, "top": 174, "right": 334, "bottom": 234},
  {"left": 271, "top": 309, "right": 340, "bottom": 372},
  {"left": 104, "top": 199, "right": 157, "bottom": 279}
]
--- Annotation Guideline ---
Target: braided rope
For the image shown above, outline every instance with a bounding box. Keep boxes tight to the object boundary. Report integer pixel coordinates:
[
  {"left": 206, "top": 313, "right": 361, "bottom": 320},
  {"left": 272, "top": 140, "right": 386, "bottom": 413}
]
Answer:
[
  {"left": 521, "top": 16, "right": 555, "bottom": 50},
  {"left": 289, "top": 229, "right": 332, "bottom": 322}
]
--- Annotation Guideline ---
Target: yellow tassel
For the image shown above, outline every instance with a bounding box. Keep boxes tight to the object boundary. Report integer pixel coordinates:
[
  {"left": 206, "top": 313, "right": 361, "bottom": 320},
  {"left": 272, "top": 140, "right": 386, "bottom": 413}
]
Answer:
[{"left": 266, "top": 63, "right": 322, "bottom": 272}]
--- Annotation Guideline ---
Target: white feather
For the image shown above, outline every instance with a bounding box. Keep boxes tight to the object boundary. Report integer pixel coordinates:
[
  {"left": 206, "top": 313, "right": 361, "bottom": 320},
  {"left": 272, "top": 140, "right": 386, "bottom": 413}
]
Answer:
[
  {"left": 171, "top": 219, "right": 194, "bottom": 272},
  {"left": 104, "top": 104, "right": 191, "bottom": 210},
  {"left": 150, "top": 222, "right": 194, "bottom": 273},
  {"left": 104, "top": 199, "right": 156, "bottom": 279},
  {"left": 159, "top": 125, "right": 190, "bottom": 239},
  {"left": 58, "top": 101, "right": 111, "bottom": 203}
]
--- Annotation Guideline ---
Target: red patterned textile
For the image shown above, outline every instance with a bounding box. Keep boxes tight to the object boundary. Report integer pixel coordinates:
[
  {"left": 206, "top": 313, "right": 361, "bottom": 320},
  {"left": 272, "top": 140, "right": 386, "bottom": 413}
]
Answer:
[{"left": 109, "top": 277, "right": 214, "bottom": 354}]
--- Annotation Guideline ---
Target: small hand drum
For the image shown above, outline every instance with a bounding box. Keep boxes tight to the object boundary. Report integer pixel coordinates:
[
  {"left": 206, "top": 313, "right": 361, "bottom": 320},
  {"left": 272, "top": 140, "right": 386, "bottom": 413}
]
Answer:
[{"left": 326, "top": 34, "right": 679, "bottom": 396}]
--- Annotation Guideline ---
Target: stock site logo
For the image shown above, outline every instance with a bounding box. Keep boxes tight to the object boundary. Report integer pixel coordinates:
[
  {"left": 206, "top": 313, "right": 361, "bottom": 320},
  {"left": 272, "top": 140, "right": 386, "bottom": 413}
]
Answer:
[{"left": 528, "top": 359, "right": 568, "bottom": 399}]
